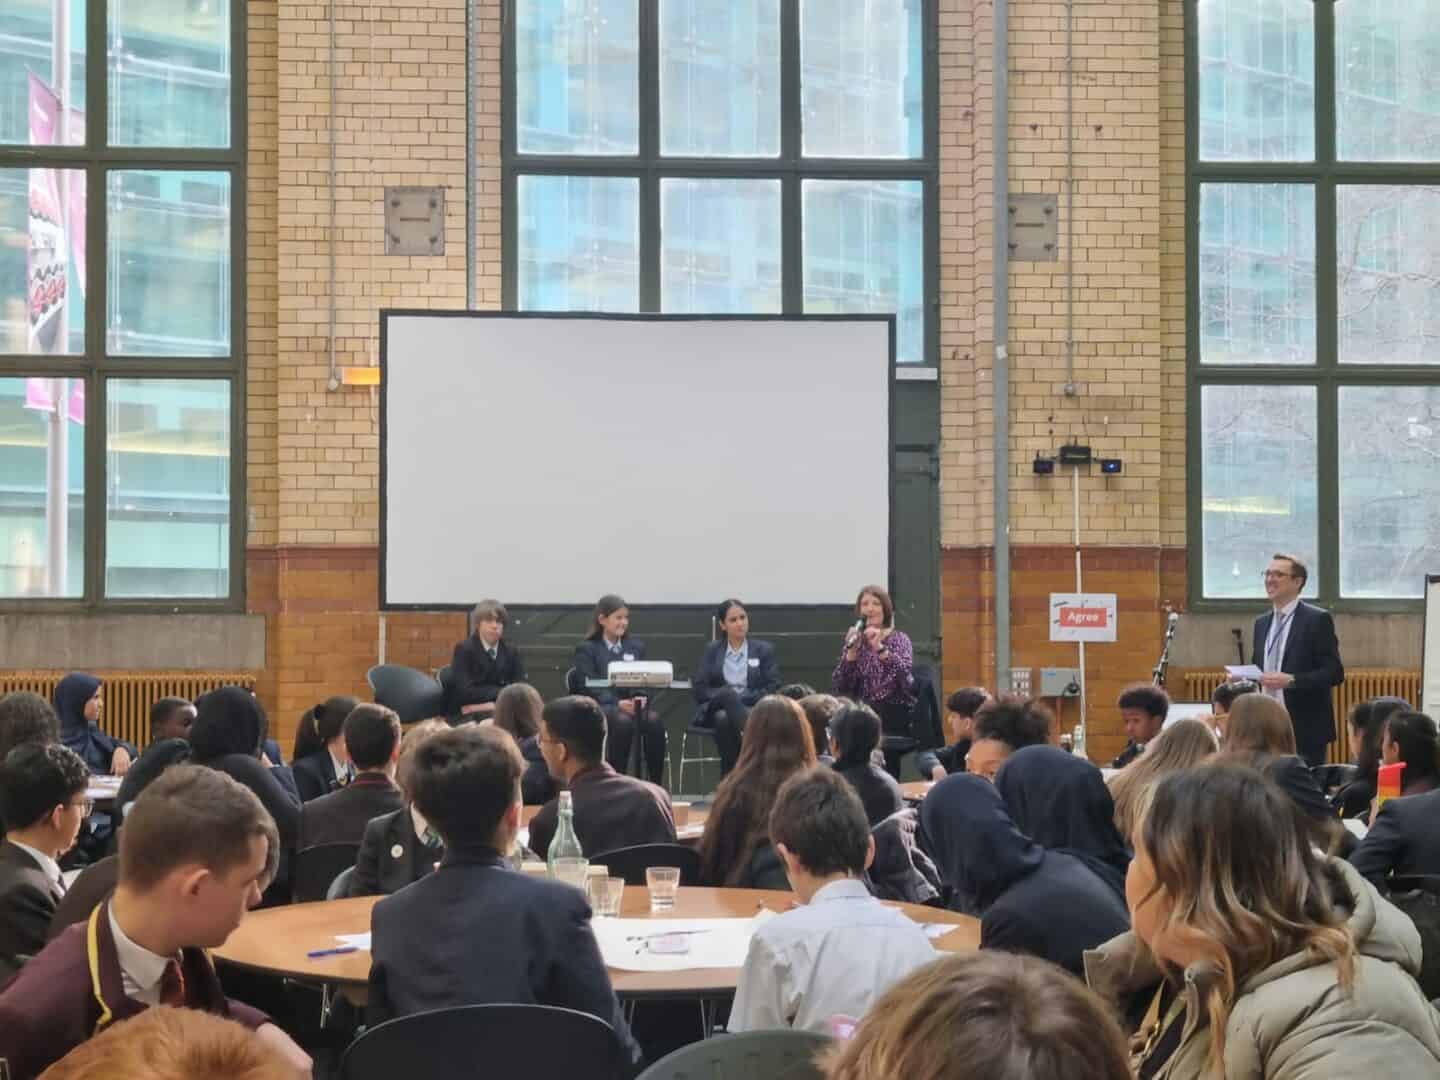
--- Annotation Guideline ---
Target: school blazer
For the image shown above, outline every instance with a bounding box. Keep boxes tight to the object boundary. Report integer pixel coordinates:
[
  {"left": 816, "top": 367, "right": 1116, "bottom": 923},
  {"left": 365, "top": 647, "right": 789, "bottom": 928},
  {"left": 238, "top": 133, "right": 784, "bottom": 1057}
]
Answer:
[{"left": 691, "top": 639, "right": 781, "bottom": 709}]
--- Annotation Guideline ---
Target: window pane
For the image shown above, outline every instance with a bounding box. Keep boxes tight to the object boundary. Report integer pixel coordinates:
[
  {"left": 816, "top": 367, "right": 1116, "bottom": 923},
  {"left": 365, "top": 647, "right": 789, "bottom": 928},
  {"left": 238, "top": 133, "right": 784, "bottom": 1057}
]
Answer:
[
  {"left": 1337, "top": 0, "right": 1440, "bottom": 162},
  {"left": 803, "top": 180, "right": 923, "bottom": 362},
  {"left": 1339, "top": 387, "right": 1440, "bottom": 598},
  {"left": 661, "top": 179, "right": 781, "bottom": 313},
  {"left": 108, "top": 0, "right": 231, "bottom": 148},
  {"left": 1338, "top": 186, "right": 1440, "bottom": 365},
  {"left": 107, "top": 170, "right": 230, "bottom": 357},
  {"left": 1, "top": 167, "right": 86, "bottom": 355},
  {"left": 1201, "top": 385, "right": 1317, "bottom": 599},
  {"left": 517, "top": 175, "right": 638, "bottom": 311},
  {"left": 801, "top": 0, "right": 922, "bottom": 159},
  {"left": 0, "top": 0, "right": 87, "bottom": 147},
  {"left": 0, "top": 377, "right": 83, "bottom": 597},
  {"left": 1198, "top": 183, "right": 1315, "bottom": 366},
  {"left": 660, "top": 0, "right": 780, "bottom": 157},
  {"left": 1196, "top": 0, "right": 1314, "bottom": 162},
  {"left": 106, "top": 379, "right": 229, "bottom": 598},
  {"left": 516, "top": 0, "right": 638, "bottom": 155}
]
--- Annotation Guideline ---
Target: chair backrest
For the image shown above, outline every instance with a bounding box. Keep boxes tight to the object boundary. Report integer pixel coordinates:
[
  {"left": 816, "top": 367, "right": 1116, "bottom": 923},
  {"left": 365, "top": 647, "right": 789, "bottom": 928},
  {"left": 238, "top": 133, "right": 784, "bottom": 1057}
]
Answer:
[
  {"left": 48, "top": 855, "right": 120, "bottom": 940},
  {"left": 590, "top": 843, "right": 702, "bottom": 887},
  {"left": 293, "top": 842, "right": 361, "bottom": 903},
  {"left": 365, "top": 664, "right": 446, "bottom": 724},
  {"left": 340, "top": 1004, "right": 627, "bottom": 1080},
  {"left": 565, "top": 666, "right": 582, "bottom": 694},
  {"left": 1313, "top": 762, "right": 1360, "bottom": 795},
  {"left": 910, "top": 664, "right": 944, "bottom": 749},
  {"left": 327, "top": 864, "right": 357, "bottom": 900},
  {"left": 637, "top": 1029, "right": 832, "bottom": 1080}
]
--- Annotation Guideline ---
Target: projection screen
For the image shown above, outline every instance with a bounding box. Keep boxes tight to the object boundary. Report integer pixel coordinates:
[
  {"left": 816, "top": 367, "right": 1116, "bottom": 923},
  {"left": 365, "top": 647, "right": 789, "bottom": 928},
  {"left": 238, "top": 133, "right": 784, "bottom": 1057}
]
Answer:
[{"left": 380, "top": 313, "right": 892, "bottom": 608}]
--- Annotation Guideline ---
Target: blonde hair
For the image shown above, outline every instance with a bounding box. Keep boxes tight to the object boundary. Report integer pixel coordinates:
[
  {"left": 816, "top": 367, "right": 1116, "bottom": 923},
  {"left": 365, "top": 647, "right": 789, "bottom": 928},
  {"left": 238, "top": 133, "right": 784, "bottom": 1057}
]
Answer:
[
  {"left": 1222, "top": 693, "right": 1296, "bottom": 756},
  {"left": 1108, "top": 718, "right": 1217, "bottom": 839},
  {"left": 396, "top": 718, "right": 451, "bottom": 800},
  {"left": 1136, "top": 763, "right": 1354, "bottom": 1075},
  {"left": 37, "top": 1007, "right": 293, "bottom": 1080},
  {"left": 821, "top": 952, "right": 1131, "bottom": 1080}
]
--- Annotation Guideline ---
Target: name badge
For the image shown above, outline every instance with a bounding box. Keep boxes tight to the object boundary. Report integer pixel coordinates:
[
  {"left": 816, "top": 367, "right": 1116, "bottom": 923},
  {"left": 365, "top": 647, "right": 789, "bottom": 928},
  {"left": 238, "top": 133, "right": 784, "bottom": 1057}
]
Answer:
[
  {"left": 748, "top": 657, "right": 760, "bottom": 668},
  {"left": 391, "top": 844, "right": 404, "bottom": 859},
  {"left": 623, "top": 653, "right": 635, "bottom": 662}
]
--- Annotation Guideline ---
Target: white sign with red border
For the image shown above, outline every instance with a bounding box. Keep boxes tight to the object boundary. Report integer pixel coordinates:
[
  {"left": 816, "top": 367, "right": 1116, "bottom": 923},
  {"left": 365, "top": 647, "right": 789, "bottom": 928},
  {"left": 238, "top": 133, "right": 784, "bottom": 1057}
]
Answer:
[{"left": 1049, "top": 593, "right": 1118, "bottom": 642}]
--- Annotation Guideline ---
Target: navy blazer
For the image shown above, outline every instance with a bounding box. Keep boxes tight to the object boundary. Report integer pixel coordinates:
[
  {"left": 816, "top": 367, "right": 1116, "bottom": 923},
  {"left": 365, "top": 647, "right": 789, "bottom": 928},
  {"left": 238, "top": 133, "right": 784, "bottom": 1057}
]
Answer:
[
  {"left": 690, "top": 639, "right": 781, "bottom": 710},
  {"left": 572, "top": 637, "right": 648, "bottom": 708},
  {"left": 298, "top": 772, "right": 405, "bottom": 850},
  {"left": 292, "top": 750, "right": 342, "bottom": 803},
  {"left": 448, "top": 636, "right": 528, "bottom": 712},
  {"left": 352, "top": 806, "right": 440, "bottom": 897},
  {"left": 1251, "top": 601, "right": 1345, "bottom": 750},
  {"left": 366, "top": 849, "right": 639, "bottom": 1065},
  {"left": 1349, "top": 787, "right": 1440, "bottom": 883}
]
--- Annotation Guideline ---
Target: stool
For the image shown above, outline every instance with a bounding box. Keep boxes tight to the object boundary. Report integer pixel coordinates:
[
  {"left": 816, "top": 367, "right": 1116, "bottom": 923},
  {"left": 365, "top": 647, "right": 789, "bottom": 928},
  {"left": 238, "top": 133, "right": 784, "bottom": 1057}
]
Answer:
[{"left": 672, "top": 723, "right": 721, "bottom": 795}]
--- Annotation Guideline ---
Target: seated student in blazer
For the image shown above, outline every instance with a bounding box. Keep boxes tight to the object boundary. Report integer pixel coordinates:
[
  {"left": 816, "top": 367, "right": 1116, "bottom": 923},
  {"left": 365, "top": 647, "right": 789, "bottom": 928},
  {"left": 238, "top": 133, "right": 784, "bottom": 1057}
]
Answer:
[
  {"left": 0, "top": 743, "right": 90, "bottom": 988},
  {"left": 290, "top": 695, "right": 358, "bottom": 803},
  {"left": 571, "top": 594, "right": 668, "bottom": 785},
  {"left": 528, "top": 695, "right": 675, "bottom": 860},
  {"left": 691, "top": 598, "right": 782, "bottom": 776},
  {"left": 448, "top": 599, "right": 528, "bottom": 718},
  {"left": 365, "top": 725, "right": 641, "bottom": 1067},
  {"left": 298, "top": 704, "right": 405, "bottom": 850},
  {"left": 352, "top": 720, "right": 450, "bottom": 897},
  {"left": 916, "top": 687, "right": 990, "bottom": 782},
  {"left": 0, "top": 765, "right": 311, "bottom": 1080},
  {"left": 490, "top": 683, "right": 557, "bottom": 806}
]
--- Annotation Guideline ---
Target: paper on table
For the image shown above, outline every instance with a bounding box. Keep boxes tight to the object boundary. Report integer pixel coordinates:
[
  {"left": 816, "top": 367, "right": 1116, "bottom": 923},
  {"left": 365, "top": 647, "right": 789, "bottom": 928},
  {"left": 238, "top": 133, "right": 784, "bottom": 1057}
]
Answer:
[
  {"left": 1342, "top": 818, "right": 1369, "bottom": 841},
  {"left": 335, "top": 933, "right": 372, "bottom": 950},
  {"left": 1225, "top": 665, "right": 1264, "bottom": 680},
  {"left": 592, "top": 917, "right": 765, "bottom": 972}
]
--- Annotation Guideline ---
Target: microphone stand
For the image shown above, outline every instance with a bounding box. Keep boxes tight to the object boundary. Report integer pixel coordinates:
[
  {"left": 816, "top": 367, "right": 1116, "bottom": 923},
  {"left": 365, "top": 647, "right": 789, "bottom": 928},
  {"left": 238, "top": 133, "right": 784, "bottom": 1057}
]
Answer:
[{"left": 1151, "top": 616, "right": 1177, "bottom": 688}]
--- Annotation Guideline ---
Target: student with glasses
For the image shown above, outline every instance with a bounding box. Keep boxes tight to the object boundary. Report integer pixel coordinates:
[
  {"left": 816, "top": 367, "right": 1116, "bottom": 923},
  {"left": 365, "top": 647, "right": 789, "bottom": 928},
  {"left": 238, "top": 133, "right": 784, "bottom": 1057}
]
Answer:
[{"left": 1241, "top": 554, "right": 1344, "bottom": 767}]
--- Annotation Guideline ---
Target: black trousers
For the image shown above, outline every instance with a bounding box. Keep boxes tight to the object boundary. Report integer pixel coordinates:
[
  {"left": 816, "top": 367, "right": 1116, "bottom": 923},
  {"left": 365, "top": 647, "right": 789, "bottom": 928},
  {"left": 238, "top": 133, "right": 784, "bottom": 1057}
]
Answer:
[
  {"left": 697, "top": 688, "right": 748, "bottom": 775},
  {"left": 605, "top": 702, "right": 669, "bottom": 785}
]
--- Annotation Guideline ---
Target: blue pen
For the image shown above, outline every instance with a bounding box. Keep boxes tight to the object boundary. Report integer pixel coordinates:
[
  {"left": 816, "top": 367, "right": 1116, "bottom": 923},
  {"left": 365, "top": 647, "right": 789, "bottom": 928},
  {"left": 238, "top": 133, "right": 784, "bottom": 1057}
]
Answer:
[{"left": 306, "top": 945, "right": 359, "bottom": 959}]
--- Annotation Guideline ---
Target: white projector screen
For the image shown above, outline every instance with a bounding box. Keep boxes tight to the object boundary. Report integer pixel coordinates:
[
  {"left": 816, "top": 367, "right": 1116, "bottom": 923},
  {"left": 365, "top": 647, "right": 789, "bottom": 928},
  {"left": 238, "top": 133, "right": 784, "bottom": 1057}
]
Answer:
[{"left": 380, "top": 313, "right": 892, "bottom": 608}]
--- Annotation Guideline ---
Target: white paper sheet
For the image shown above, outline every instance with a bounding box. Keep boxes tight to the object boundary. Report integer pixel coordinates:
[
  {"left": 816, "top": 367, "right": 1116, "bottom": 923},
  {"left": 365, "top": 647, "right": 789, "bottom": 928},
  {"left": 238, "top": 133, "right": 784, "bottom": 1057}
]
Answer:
[
  {"left": 1225, "top": 665, "right": 1264, "bottom": 680},
  {"left": 592, "top": 917, "right": 767, "bottom": 972},
  {"left": 1342, "top": 818, "right": 1369, "bottom": 840},
  {"left": 335, "top": 933, "right": 372, "bottom": 950}
]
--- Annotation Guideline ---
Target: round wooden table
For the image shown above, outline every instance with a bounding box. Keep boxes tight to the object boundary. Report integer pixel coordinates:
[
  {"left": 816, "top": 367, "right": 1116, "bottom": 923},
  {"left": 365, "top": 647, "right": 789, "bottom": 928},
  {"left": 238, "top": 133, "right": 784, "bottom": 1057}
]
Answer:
[
  {"left": 212, "top": 886, "right": 979, "bottom": 1000},
  {"left": 899, "top": 780, "right": 934, "bottom": 802},
  {"left": 519, "top": 804, "right": 709, "bottom": 845}
]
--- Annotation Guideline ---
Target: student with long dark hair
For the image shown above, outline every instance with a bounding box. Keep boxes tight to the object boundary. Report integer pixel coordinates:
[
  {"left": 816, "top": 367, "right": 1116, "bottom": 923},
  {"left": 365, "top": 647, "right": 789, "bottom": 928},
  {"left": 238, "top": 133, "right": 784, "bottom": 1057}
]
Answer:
[
  {"left": 1091, "top": 763, "right": 1440, "bottom": 1077},
  {"left": 829, "top": 702, "right": 905, "bottom": 827},
  {"left": 491, "top": 683, "right": 554, "bottom": 805},
  {"left": 1380, "top": 710, "right": 1440, "bottom": 797},
  {"left": 571, "top": 594, "right": 667, "bottom": 784},
  {"left": 291, "top": 695, "right": 358, "bottom": 802},
  {"left": 1334, "top": 697, "right": 1409, "bottom": 819},
  {"left": 690, "top": 598, "right": 781, "bottom": 775}
]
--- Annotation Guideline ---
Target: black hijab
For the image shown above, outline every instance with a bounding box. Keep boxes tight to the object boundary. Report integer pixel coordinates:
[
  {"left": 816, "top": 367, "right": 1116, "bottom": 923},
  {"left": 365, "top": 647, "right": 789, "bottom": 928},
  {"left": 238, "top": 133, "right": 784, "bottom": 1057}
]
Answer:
[
  {"left": 994, "top": 744, "right": 1130, "bottom": 899},
  {"left": 54, "top": 672, "right": 108, "bottom": 773},
  {"left": 189, "top": 686, "right": 268, "bottom": 763},
  {"left": 918, "top": 773, "right": 1043, "bottom": 915}
]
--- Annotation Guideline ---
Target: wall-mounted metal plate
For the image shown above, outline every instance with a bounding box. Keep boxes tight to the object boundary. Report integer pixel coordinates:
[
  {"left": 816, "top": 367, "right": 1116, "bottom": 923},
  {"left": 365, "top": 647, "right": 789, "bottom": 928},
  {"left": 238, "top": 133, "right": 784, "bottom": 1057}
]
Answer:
[
  {"left": 1007, "top": 193, "right": 1058, "bottom": 261},
  {"left": 384, "top": 187, "right": 445, "bottom": 256}
]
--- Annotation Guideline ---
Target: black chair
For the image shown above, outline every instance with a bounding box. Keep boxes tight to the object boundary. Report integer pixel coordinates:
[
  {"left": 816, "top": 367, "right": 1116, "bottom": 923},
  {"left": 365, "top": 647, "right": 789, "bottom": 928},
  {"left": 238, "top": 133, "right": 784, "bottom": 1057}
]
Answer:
[
  {"left": 340, "top": 1004, "right": 627, "bottom": 1080},
  {"left": 591, "top": 843, "right": 702, "bottom": 886},
  {"left": 1313, "top": 762, "right": 1359, "bottom": 795},
  {"left": 327, "top": 865, "right": 357, "bottom": 900},
  {"left": 880, "top": 665, "right": 943, "bottom": 778},
  {"left": 637, "top": 1029, "right": 831, "bottom": 1080},
  {"left": 293, "top": 843, "right": 361, "bottom": 903},
  {"left": 366, "top": 664, "right": 446, "bottom": 725}
]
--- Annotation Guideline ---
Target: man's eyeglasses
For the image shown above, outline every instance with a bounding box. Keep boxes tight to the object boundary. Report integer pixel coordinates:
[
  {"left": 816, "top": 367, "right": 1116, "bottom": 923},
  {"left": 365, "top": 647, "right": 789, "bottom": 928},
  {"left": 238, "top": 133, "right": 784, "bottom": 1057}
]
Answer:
[{"left": 1261, "top": 571, "right": 1294, "bottom": 581}]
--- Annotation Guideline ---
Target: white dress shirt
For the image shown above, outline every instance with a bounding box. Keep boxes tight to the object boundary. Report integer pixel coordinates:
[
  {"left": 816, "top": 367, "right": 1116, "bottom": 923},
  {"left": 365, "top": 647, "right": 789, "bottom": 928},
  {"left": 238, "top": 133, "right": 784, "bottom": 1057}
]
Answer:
[
  {"left": 108, "top": 906, "right": 179, "bottom": 1006},
  {"left": 722, "top": 642, "right": 749, "bottom": 692},
  {"left": 10, "top": 840, "right": 62, "bottom": 893},
  {"left": 729, "top": 878, "right": 937, "bottom": 1035},
  {"left": 1264, "top": 597, "right": 1301, "bottom": 701}
]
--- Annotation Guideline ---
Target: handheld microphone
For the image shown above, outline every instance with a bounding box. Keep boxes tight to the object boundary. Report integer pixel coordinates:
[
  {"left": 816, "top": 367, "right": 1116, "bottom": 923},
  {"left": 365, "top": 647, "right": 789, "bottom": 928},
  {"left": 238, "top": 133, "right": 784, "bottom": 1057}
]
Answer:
[{"left": 846, "top": 617, "right": 866, "bottom": 647}]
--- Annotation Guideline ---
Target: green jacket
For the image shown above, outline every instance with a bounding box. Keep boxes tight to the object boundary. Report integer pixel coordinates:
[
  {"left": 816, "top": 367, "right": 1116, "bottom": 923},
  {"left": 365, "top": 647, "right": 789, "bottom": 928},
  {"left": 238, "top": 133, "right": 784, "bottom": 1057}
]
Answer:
[{"left": 1084, "top": 859, "right": 1440, "bottom": 1079}]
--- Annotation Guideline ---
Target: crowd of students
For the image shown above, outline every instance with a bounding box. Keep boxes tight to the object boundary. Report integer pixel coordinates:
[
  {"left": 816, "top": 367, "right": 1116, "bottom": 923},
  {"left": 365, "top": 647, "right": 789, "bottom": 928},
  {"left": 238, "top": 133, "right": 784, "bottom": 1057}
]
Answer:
[{"left": 4, "top": 639, "right": 1440, "bottom": 1077}]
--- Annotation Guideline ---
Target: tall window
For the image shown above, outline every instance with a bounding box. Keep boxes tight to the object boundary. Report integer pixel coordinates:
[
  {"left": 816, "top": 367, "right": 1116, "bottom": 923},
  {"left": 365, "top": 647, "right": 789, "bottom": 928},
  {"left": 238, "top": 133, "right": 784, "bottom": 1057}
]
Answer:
[
  {"left": 0, "top": 0, "right": 242, "bottom": 605},
  {"left": 1190, "top": 0, "right": 1440, "bottom": 605},
  {"left": 503, "top": 0, "right": 936, "bottom": 365}
]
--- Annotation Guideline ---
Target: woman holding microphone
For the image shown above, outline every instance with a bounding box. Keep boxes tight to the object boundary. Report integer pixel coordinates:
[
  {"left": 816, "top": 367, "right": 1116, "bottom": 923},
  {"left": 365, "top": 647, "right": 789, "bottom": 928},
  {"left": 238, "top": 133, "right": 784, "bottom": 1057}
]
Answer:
[{"left": 832, "top": 585, "right": 916, "bottom": 776}]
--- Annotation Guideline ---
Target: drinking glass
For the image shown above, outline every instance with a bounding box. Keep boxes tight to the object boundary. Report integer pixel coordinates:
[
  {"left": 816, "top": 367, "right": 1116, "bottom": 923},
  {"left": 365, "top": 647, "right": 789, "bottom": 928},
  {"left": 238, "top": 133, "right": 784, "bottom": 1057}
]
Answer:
[
  {"left": 588, "top": 874, "right": 625, "bottom": 917},
  {"left": 645, "top": 866, "right": 681, "bottom": 912},
  {"left": 554, "top": 857, "right": 590, "bottom": 891}
]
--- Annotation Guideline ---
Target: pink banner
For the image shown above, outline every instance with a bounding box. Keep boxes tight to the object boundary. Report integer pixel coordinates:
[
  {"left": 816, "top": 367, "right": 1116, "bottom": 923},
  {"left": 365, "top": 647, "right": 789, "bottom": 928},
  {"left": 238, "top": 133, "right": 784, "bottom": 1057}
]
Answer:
[
  {"left": 26, "top": 74, "right": 66, "bottom": 354},
  {"left": 67, "top": 106, "right": 85, "bottom": 293},
  {"left": 22, "top": 378, "right": 85, "bottom": 425}
]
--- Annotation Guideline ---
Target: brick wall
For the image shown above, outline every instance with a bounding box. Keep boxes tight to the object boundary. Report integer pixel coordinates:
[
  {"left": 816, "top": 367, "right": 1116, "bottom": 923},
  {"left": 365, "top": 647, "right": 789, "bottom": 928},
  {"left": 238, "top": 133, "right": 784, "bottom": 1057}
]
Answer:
[{"left": 241, "top": 0, "right": 1191, "bottom": 755}]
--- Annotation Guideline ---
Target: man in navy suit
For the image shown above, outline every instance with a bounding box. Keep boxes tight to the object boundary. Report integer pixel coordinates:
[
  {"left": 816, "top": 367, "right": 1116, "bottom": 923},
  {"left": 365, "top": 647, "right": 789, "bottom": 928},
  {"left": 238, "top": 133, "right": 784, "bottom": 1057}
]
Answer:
[
  {"left": 366, "top": 725, "right": 640, "bottom": 1066},
  {"left": 1251, "top": 553, "right": 1344, "bottom": 767}
]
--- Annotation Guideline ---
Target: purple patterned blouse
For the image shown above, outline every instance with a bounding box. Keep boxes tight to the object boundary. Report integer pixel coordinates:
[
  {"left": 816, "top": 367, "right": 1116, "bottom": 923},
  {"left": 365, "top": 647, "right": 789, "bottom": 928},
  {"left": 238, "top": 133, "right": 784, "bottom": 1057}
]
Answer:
[{"left": 832, "top": 630, "right": 916, "bottom": 708}]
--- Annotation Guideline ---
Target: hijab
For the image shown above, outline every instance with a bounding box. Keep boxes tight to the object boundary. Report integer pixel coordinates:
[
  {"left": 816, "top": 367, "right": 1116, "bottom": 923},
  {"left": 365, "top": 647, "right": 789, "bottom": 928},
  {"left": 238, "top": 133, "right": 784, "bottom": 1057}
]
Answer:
[
  {"left": 54, "top": 672, "right": 107, "bottom": 773},
  {"left": 994, "top": 745, "right": 1130, "bottom": 899},
  {"left": 189, "top": 686, "right": 268, "bottom": 763},
  {"left": 919, "top": 773, "right": 1043, "bottom": 915}
]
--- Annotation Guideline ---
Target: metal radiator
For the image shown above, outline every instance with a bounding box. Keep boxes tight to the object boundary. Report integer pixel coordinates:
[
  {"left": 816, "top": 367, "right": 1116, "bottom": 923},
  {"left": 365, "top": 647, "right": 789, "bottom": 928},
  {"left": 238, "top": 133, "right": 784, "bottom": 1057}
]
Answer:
[
  {"left": 0, "top": 671, "right": 257, "bottom": 751},
  {"left": 1182, "top": 669, "right": 1421, "bottom": 765}
]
